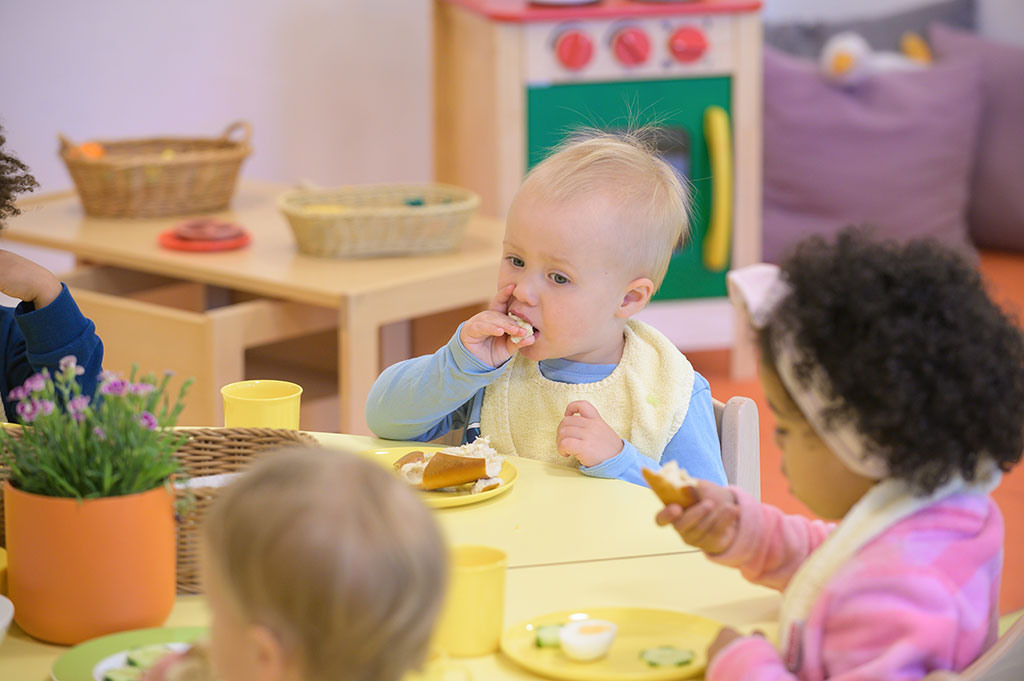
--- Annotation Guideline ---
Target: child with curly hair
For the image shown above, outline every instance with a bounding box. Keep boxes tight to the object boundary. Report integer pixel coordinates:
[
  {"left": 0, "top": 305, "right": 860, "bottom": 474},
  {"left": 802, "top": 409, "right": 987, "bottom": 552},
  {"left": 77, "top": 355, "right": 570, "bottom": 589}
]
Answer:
[
  {"left": 0, "top": 124, "right": 103, "bottom": 419},
  {"left": 655, "top": 229, "right": 1024, "bottom": 680},
  {"left": 366, "top": 131, "right": 726, "bottom": 487}
]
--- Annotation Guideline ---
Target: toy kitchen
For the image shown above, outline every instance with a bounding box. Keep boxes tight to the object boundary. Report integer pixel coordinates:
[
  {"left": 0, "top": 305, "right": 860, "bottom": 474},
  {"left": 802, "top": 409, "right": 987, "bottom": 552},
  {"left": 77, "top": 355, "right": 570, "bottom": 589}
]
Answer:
[{"left": 434, "top": 0, "right": 762, "bottom": 377}]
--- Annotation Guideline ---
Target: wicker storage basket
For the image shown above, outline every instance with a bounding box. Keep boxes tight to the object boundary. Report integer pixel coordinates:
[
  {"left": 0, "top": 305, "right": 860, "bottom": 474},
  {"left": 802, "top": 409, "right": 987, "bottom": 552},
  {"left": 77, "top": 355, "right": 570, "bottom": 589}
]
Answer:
[
  {"left": 279, "top": 183, "right": 480, "bottom": 258},
  {"left": 0, "top": 427, "right": 315, "bottom": 594},
  {"left": 172, "top": 427, "right": 316, "bottom": 593},
  {"left": 58, "top": 121, "right": 252, "bottom": 218}
]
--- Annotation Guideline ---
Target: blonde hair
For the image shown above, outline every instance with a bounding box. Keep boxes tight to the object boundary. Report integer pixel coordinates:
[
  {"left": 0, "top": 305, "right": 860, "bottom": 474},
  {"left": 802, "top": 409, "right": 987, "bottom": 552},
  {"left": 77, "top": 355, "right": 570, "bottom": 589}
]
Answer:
[
  {"left": 203, "top": 448, "right": 447, "bottom": 681},
  {"left": 519, "top": 129, "right": 691, "bottom": 289}
]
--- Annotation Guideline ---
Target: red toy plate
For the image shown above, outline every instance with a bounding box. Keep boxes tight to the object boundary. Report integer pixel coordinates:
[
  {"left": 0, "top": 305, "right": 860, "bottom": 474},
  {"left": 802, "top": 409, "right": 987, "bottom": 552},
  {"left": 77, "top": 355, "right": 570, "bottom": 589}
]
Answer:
[{"left": 158, "top": 229, "right": 251, "bottom": 252}]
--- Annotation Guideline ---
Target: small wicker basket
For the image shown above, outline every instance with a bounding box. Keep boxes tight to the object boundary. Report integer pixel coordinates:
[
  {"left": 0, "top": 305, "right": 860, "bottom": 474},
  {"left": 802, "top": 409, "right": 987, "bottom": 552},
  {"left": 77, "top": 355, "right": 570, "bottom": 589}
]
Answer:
[
  {"left": 58, "top": 121, "right": 252, "bottom": 218},
  {"left": 279, "top": 183, "right": 480, "bottom": 258}
]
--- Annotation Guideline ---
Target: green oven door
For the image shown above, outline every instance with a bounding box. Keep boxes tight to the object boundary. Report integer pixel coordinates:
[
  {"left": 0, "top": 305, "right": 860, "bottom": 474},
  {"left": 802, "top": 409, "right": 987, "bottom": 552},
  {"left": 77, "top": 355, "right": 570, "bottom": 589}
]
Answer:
[{"left": 526, "top": 77, "right": 732, "bottom": 301}]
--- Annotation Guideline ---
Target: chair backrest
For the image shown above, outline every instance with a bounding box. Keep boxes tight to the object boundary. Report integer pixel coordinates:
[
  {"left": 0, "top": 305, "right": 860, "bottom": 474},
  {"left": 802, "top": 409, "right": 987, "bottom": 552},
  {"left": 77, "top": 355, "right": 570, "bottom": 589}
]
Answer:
[
  {"left": 921, "top": 615, "right": 1024, "bottom": 681},
  {"left": 713, "top": 396, "right": 760, "bottom": 501}
]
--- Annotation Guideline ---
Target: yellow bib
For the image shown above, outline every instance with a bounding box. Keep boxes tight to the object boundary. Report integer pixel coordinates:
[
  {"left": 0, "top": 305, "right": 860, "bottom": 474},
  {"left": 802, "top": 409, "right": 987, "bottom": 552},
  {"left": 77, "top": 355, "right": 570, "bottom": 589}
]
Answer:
[{"left": 480, "top": 320, "right": 695, "bottom": 466}]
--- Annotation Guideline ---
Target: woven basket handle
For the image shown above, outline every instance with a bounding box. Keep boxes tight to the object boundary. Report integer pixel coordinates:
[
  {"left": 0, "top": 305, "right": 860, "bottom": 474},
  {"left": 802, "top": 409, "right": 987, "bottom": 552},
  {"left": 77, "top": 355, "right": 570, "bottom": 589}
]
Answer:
[
  {"left": 57, "top": 133, "right": 76, "bottom": 152},
  {"left": 219, "top": 121, "right": 252, "bottom": 146}
]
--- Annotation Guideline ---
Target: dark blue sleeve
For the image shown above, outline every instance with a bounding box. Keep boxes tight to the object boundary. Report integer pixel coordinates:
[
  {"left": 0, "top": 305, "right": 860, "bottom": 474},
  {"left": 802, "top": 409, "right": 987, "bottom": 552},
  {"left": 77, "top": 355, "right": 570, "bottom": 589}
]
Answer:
[{"left": 4, "top": 284, "right": 104, "bottom": 420}]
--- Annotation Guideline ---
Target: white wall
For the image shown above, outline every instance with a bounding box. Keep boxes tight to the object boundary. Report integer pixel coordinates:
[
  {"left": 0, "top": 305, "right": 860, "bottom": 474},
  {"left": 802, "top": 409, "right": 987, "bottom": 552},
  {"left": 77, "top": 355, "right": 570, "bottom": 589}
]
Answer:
[{"left": 1, "top": 0, "right": 432, "bottom": 195}]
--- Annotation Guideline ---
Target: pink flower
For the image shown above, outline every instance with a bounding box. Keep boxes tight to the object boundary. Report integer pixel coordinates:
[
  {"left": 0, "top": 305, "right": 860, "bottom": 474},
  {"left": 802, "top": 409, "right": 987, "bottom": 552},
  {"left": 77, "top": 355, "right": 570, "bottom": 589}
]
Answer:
[
  {"left": 68, "top": 395, "right": 91, "bottom": 422},
  {"left": 59, "top": 356, "right": 85, "bottom": 376},
  {"left": 136, "top": 411, "right": 158, "bottom": 430},
  {"left": 8, "top": 385, "right": 29, "bottom": 402},
  {"left": 16, "top": 398, "right": 53, "bottom": 423},
  {"left": 100, "top": 379, "right": 130, "bottom": 396},
  {"left": 131, "top": 383, "right": 156, "bottom": 396},
  {"left": 24, "top": 373, "right": 46, "bottom": 394},
  {"left": 93, "top": 426, "right": 106, "bottom": 440}
]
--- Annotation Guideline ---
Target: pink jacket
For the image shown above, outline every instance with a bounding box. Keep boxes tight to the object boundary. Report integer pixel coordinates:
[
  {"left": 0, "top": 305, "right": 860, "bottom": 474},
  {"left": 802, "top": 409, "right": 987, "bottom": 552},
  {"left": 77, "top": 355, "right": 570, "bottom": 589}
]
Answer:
[{"left": 706, "top": 488, "right": 1003, "bottom": 681}]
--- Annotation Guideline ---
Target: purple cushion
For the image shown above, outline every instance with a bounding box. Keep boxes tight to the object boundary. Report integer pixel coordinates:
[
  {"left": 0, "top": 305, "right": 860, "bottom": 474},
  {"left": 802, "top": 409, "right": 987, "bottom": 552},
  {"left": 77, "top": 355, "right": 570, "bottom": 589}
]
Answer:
[
  {"left": 931, "top": 23, "right": 1024, "bottom": 252},
  {"left": 762, "top": 46, "right": 982, "bottom": 263}
]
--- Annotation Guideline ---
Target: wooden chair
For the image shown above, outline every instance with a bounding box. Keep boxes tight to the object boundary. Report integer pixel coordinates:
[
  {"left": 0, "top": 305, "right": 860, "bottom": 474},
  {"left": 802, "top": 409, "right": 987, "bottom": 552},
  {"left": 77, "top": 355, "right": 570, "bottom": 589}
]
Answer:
[
  {"left": 921, "top": 614, "right": 1024, "bottom": 681},
  {"left": 713, "top": 396, "right": 761, "bottom": 500}
]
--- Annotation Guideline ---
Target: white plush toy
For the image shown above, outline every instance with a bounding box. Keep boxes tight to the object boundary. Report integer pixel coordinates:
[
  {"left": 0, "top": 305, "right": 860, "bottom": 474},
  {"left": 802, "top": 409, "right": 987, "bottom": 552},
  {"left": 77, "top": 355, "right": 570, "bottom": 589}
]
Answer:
[{"left": 819, "top": 31, "right": 929, "bottom": 87}]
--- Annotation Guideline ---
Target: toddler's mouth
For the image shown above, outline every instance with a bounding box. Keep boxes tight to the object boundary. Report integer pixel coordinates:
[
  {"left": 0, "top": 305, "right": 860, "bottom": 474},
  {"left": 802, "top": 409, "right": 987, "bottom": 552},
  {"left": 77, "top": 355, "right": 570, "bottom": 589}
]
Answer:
[{"left": 508, "top": 311, "right": 538, "bottom": 343}]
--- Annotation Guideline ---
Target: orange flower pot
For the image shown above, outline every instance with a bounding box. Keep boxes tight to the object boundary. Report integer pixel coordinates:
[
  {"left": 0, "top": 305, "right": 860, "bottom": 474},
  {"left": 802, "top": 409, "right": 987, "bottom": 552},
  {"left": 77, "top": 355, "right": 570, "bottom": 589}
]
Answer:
[{"left": 3, "top": 480, "right": 176, "bottom": 645}]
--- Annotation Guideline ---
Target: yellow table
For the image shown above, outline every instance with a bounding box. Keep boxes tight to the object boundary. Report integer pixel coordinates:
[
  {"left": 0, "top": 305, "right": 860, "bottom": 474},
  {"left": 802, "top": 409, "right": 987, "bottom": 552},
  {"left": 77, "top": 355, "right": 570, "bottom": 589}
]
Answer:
[
  {"left": 316, "top": 432, "right": 700, "bottom": 567},
  {"left": 5, "top": 183, "right": 503, "bottom": 434},
  {"left": 1, "top": 434, "right": 779, "bottom": 680}
]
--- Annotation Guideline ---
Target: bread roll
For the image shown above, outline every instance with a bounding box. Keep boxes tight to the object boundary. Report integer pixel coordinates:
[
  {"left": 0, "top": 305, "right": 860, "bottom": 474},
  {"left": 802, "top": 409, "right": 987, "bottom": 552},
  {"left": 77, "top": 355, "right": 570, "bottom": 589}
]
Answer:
[{"left": 642, "top": 461, "right": 699, "bottom": 508}]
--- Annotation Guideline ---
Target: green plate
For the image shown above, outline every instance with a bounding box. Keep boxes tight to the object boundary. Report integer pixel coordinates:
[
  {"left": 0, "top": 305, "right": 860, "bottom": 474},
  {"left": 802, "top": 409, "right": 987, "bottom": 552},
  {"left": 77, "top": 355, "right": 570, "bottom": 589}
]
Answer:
[{"left": 51, "top": 626, "right": 206, "bottom": 681}]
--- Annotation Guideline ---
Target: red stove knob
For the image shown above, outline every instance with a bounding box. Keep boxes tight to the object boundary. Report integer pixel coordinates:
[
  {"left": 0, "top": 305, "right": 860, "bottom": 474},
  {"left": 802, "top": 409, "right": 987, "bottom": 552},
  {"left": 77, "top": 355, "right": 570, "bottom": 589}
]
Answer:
[
  {"left": 669, "top": 26, "right": 709, "bottom": 63},
  {"left": 554, "top": 29, "right": 594, "bottom": 71},
  {"left": 611, "top": 27, "right": 651, "bottom": 66}
]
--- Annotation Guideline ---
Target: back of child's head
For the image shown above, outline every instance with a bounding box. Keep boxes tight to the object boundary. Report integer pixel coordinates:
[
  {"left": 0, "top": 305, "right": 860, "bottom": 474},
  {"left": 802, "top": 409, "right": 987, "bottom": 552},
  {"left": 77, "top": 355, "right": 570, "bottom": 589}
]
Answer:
[
  {"left": 518, "top": 129, "right": 690, "bottom": 288},
  {"left": 203, "top": 448, "right": 447, "bottom": 681},
  {"left": 0, "top": 124, "right": 40, "bottom": 229},
  {"left": 760, "top": 228, "right": 1024, "bottom": 493}
]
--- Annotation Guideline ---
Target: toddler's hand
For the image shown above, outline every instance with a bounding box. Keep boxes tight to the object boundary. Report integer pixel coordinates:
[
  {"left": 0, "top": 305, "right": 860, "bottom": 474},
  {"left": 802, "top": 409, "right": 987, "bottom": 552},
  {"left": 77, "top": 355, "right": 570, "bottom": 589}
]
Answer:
[
  {"left": 0, "top": 250, "right": 62, "bottom": 308},
  {"left": 556, "top": 400, "right": 624, "bottom": 467},
  {"left": 655, "top": 480, "right": 739, "bottom": 554},
  {"left": 459, "top": 284, "right": 535, "bottom": 367}
]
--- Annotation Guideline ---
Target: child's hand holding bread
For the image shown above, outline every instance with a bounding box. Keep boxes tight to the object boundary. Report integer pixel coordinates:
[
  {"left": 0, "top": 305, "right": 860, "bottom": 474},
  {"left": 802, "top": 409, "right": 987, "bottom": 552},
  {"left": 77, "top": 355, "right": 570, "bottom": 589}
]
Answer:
[
  {"left": 645, "top": 462, "right": 740, "bottom": 555},
  {"left": 459, "top": 284, "right": 535, "bottom": 367}
]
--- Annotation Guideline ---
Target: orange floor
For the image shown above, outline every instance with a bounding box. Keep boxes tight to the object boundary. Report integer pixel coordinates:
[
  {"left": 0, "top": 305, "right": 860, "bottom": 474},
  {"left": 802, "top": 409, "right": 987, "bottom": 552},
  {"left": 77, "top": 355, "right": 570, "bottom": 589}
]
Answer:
[{"left": 686, "top": 249, "right": 1024, "bottom": 615}]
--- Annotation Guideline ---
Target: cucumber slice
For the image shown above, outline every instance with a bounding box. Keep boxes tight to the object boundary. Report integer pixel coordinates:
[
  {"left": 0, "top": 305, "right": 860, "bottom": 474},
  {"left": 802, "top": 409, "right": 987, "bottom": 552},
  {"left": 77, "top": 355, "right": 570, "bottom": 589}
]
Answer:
[
  {"left": 103, "top": 667, "right": 143, "bottom": 681},
  {"left": 640, "top": 645, "right": 695, "bottom": 667},
  {"left": 126, "top": 643, "right": 172, "bottom": 668},
  {"left": 534, "top": 624, "right": 564, "bottom": 648}
]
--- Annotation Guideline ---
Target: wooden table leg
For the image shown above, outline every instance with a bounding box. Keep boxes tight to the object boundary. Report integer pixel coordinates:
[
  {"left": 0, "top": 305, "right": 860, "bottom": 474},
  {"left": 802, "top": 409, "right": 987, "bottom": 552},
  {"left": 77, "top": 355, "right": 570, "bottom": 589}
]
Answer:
[{"left": 338, "top": 297, "right": 379, "bottom": 435}]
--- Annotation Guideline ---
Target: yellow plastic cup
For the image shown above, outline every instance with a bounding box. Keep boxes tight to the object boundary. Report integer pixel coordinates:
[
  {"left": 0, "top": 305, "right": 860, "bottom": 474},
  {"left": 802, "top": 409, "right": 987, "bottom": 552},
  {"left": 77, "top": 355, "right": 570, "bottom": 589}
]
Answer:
[
  {"left": 433, "top": 545, "right": 507, "bottom": 658},
  {"left": 220, "top": 380, "right": 302, "bottom": 429}
]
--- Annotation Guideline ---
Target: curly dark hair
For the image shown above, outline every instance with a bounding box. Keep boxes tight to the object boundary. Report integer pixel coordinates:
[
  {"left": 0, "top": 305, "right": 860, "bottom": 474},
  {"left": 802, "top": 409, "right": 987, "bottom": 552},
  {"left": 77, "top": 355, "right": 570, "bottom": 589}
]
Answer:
[
  {"left": 0, "top": 124, "right": 40, "bottom": 228},
  {"left": 760, "top": 228, "right": 1024, "bottom": 493}
]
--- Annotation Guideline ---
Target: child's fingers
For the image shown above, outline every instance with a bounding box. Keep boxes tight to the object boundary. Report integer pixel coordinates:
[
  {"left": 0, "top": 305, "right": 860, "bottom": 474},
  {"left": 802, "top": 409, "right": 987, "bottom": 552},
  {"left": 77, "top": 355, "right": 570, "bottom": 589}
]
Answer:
[
  {"left": 556, "top": 435, "right": 585, "bottom": 459},
  {"left": 683, "top": 504, "right": 737, "bottom": 548},
  {"left": 466, "top": 312, "right": 529, "bottom": 340},
  {"left": 695, "top": 480, "right": 734, "bottom": 506},
  {"left": 564, "top": 400, "right": 599, "bottom": 419},
  {"left": 489, "top": 284, "right": 517, "bottom": 312},
  {"left": 655, "top": 503, "right": 684, "bottom": 526}
]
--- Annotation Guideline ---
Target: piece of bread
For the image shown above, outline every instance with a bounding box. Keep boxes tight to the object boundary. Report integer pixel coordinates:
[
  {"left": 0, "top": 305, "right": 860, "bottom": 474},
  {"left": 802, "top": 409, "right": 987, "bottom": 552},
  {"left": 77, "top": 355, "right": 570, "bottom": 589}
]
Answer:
[
  {"left": 642, "top": 461, "right": 699, "bottom": 508},
  {"left": 393, "top": 450, "right": 426, "bottom": 469},
  {"left": 507, "top": 313, "right": 534, "bottom": 344},
  {"left": 419, "top": 452, "right": 489, "bottom": 490}
]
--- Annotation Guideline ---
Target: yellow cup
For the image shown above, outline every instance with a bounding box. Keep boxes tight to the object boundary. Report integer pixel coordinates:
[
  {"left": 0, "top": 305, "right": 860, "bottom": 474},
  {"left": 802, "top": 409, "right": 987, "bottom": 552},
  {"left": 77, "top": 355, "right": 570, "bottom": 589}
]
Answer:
[
  {"left": 221, "top": 380, "right": 302, "bottom": 429},
  {"left": 434, "top": 545, "right": 507, "bottom": 658}
]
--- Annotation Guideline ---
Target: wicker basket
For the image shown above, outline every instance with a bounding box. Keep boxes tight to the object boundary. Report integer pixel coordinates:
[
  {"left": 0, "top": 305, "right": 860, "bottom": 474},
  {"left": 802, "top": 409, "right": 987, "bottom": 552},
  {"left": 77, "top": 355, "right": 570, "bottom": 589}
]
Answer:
[
  {"left": 0, "top": 427, "right": 316, "bottom": 594},
  {"left": 172, "top": 427, "right": 317, "bottom": 593},
  {"left": 58, "top": 121, "right": 252, "bottom": 218},
  {"left": 279, "top": 183, "right": 480, "bottom": 258}
]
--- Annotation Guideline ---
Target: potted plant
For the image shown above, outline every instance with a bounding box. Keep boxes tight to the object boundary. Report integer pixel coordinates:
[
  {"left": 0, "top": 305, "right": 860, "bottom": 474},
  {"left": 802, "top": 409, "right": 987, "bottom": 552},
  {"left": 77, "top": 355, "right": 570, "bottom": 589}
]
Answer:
[{"left": 0, "top": 356, "right": 191, "bottom": 645}]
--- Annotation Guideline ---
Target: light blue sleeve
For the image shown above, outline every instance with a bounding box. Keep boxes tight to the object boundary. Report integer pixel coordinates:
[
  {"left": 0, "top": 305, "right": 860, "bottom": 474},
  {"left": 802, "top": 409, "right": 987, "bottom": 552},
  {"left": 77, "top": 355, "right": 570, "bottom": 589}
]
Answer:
[
  {"left": 364, "top": 323, "right": 506, "bottom": 441},
  {"left": 579, "top": 373, "right": 727, "bottom": 486}
]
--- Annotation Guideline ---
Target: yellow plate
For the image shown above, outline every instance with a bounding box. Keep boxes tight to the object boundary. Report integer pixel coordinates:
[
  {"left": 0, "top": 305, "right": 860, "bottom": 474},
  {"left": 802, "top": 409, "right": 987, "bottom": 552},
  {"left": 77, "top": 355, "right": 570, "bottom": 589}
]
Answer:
[
  {"left": 501, "top": 607, "right": 720, "bottom": 681},
  {"left": 358, "top": 445, "right": 517, "bottom": 509}
]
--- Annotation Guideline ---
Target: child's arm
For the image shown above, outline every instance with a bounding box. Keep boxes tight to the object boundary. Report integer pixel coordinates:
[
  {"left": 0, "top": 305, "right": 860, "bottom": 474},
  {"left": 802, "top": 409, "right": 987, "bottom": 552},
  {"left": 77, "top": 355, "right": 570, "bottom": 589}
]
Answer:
[
  {"left": 568, "top": 374, "right": 728, "bottom": 486},
  {"left": 1, "top": 251, "right": 104, "bottom": 418},
  {"left": 657, "top": 485, "right": 834, "bottom": 590},
  {"left": 365, "top": 324, "right": 509, "bottom": 441}
]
